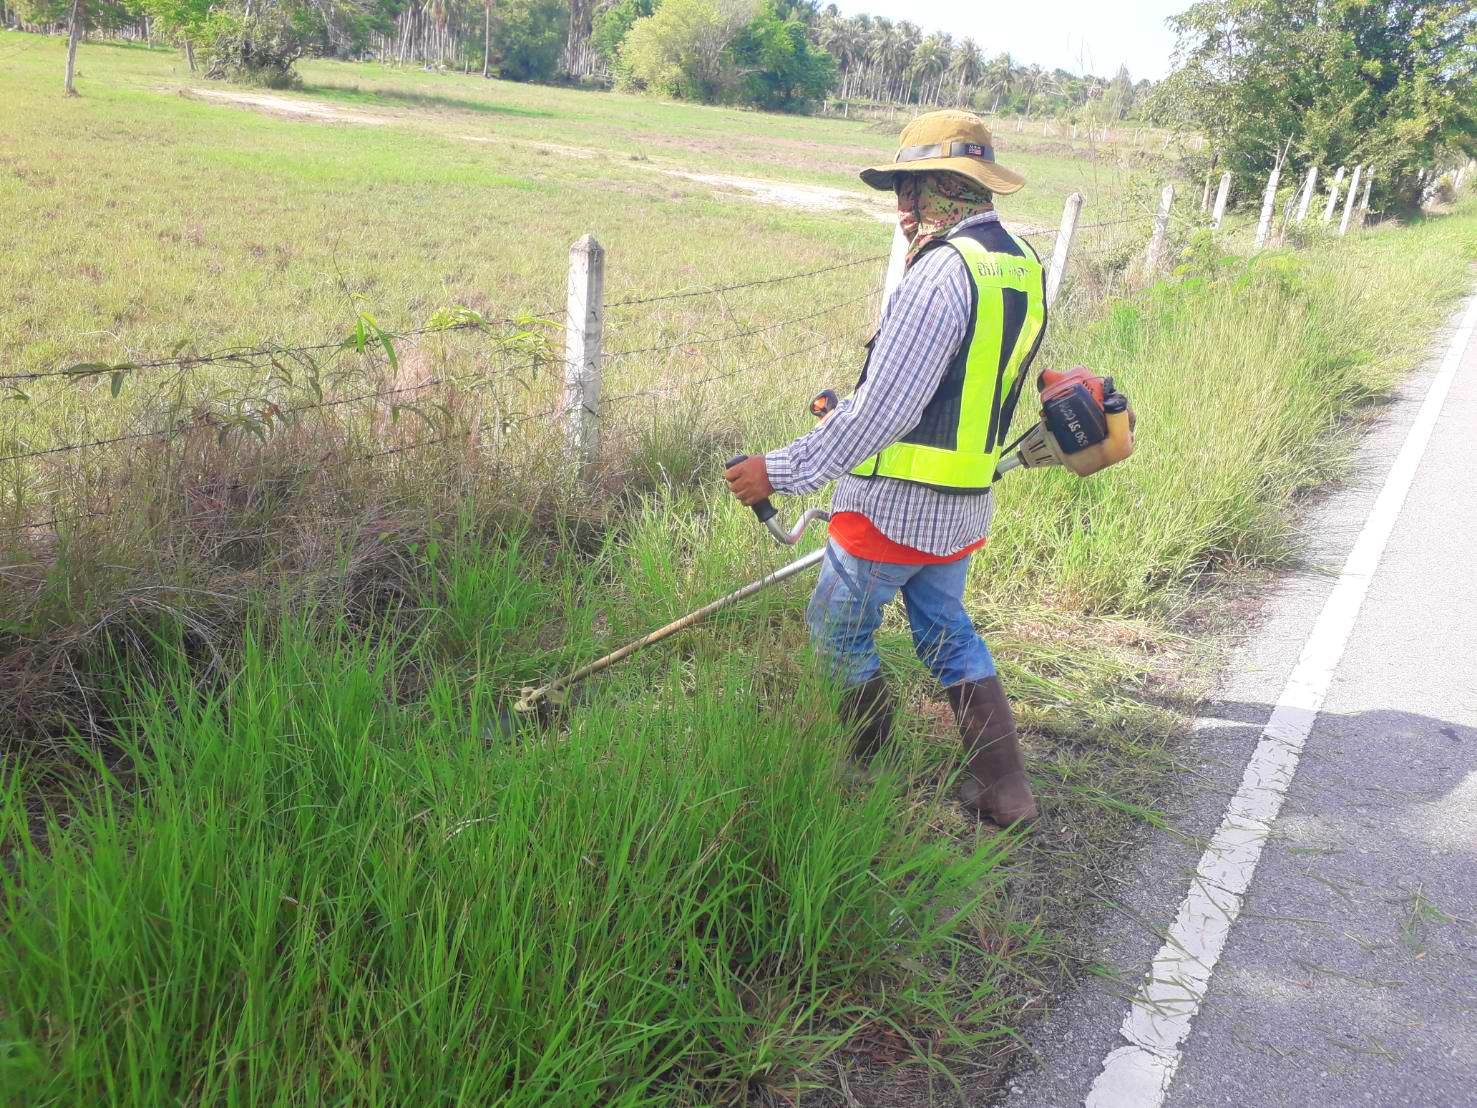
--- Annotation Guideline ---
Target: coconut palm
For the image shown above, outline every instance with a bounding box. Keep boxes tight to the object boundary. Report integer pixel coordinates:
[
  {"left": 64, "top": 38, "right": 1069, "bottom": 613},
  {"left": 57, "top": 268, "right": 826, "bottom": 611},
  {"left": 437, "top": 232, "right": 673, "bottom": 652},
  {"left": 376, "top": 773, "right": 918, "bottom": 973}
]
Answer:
[
  {"left": 894, "top": 20, "right": 921, "bottom": 102},
  {"left": 864, "top": 16, "right": 893, "bottom": 100},
  {"left": 949, "top": 38, "right": 984, "bottom": 107},
  {"left": 984, "top": 51, "right": 1014, "bottom": 113},
  {"left": 880, "top": 20, "right": 913, "bottom": 102},
  {"left": 1019, "top": 63, "right": 1047, "bottom": 117},
  {"left": 816, "top": 11, "right": 855, "bottom": 95},
  {"left": 909, "top": 32, "right": 950, "bottom": 106},
  {"left": 827, "top": 12, "right": 870, "bottom": 97}
]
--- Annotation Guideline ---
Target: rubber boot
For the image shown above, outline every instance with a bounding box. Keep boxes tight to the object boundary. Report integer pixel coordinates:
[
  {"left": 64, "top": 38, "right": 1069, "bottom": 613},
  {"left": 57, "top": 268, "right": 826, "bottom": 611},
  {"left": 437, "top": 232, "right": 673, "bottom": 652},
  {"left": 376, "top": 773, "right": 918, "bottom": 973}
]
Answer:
[
  {"left": 946, "top": 677, "right": 1037, "bottom": 826},
  {"left": 839, "top": 674, "right": 894, "bottom": 761}
]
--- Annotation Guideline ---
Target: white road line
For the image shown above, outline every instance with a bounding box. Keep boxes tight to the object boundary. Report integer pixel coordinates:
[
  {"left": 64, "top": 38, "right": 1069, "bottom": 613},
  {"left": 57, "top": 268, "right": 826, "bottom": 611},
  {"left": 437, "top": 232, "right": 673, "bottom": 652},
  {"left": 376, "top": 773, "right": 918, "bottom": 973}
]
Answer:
[{"left": 1084, "top": 286, "right": 1477, "bottom": 1108}]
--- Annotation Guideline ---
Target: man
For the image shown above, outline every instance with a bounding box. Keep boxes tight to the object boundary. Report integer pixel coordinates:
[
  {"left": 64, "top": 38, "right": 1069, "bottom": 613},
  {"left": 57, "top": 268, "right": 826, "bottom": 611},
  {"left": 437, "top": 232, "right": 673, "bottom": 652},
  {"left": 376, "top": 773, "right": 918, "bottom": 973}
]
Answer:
[{"left": 724, "top": 110, "right": 1046, "bottom": 827}]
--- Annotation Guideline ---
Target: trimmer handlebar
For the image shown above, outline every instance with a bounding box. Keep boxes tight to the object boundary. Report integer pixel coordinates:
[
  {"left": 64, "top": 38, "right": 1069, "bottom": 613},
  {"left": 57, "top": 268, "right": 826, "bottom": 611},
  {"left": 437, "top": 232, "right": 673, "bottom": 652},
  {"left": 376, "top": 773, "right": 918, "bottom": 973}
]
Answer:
[
  {"left": 724, "top": 389, "right": 838, "bottom": 546},
  {"left": 726, "top": 454, "right": 780, "bottom": 526},
  {"left": 726, "top": 452, "right": 830, "bottom": 546}
]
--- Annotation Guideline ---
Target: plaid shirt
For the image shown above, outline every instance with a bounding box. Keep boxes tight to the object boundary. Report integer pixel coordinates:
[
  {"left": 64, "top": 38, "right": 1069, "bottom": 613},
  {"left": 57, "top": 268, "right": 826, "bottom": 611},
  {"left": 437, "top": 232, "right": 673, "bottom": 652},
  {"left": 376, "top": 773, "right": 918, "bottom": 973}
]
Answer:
[{"left": 765, "top": 212, "right": 1008, "bottom": 557}]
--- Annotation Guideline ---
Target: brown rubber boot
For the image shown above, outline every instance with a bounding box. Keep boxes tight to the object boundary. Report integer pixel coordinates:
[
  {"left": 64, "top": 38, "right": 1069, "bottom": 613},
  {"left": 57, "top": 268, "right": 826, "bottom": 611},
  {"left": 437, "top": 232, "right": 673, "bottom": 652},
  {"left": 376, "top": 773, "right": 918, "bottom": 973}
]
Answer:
[
  {"left": 839, "top": 674, "right": 894, "bottom": 761},
  {"left": 946, "top": 677, "right": 1037, "bottom": 826}
]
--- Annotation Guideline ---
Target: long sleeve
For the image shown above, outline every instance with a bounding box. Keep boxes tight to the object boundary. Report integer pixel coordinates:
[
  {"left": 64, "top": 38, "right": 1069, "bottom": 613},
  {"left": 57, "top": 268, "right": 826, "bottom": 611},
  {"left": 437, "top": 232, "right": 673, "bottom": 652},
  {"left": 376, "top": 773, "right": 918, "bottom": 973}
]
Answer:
[{"left": 764, "top": 247, "right": 972, "bottom": 496}]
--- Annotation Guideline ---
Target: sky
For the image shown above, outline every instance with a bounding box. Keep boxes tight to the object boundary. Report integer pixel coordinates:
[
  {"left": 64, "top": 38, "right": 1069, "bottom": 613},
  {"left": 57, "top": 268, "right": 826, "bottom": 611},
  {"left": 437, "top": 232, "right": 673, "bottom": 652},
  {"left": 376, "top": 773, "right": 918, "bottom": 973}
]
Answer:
[{"left": 827, "top": 0, "right": 1186, "bottom": 82}]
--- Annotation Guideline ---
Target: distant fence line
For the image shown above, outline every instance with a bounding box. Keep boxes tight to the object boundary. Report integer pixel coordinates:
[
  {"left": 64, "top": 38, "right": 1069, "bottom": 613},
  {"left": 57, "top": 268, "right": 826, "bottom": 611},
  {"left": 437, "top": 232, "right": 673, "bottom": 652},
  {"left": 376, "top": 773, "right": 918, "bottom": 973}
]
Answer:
[{"left": 3, "top": 159, "right": 1473, "bottom": 539}]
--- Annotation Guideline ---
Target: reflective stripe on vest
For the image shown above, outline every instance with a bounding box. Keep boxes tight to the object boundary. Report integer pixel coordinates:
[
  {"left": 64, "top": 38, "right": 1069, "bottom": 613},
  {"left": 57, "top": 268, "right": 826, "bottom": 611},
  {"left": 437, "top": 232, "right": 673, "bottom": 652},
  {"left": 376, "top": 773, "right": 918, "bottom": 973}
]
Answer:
[{"left": 851, "top": 231, "right": 1046, "bottom": 492}]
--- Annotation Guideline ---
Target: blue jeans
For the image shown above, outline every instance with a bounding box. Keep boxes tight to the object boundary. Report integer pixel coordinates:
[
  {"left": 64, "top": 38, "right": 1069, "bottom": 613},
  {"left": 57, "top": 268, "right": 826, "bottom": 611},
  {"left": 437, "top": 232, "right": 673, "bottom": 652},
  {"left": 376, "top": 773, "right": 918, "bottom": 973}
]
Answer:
[{"left": 805, "top": 540, "right": 996, "bottom": 690}]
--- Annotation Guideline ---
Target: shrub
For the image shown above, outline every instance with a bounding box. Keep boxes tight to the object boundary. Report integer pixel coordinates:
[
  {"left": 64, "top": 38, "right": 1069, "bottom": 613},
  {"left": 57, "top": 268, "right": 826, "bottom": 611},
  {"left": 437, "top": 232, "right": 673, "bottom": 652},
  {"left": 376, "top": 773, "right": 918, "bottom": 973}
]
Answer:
[
  {"left": 617, "top": 0, "right": 755, "bottom": 101},
  {"left": 729, "top": 2, "right": 835, "bottom": 111},
  {"left": 199, "top": 3, "right": 307, "bottom": 89},
  {"left": 488, "top": 0, "right": 568, "bottom": 82}
]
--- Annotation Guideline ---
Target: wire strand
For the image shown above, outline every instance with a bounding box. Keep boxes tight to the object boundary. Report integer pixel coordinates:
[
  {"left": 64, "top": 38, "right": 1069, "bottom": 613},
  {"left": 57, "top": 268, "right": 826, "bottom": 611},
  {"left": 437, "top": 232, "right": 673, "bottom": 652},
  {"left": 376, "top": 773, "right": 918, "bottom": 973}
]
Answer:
[
  {"left": 603, "top": 253, "right": 889, "bottom": 309},
  {"left": 604, "top": 288, "right": 878, "bottom": 361},
  {"left": 1, "top": 314, "right": 560, "bottom": 386}
]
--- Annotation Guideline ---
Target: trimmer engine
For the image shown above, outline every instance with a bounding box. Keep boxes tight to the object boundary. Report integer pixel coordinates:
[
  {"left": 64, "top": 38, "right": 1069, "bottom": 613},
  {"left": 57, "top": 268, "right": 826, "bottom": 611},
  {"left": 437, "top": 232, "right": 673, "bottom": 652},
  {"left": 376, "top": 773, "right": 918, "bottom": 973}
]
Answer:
[{"left": 997, "top": 367, "right": 1135, "bottom": 478}]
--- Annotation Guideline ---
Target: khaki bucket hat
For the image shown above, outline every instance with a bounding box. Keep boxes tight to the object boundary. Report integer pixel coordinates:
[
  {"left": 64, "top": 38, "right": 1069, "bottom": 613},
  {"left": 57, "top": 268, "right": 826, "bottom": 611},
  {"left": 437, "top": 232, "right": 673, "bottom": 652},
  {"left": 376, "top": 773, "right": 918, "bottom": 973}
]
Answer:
[{"left": 860, "top": 109, "right": 1025, "bottom": 195}]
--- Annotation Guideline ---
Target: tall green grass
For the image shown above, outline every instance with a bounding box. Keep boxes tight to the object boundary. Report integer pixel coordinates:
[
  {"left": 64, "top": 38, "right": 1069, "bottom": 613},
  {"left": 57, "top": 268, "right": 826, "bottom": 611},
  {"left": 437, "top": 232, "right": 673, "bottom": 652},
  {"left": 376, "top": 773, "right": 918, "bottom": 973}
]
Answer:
[
  {"left": 975, "top": 210, "right": 1477, "bottom": 611},
  {"left": 5, "top": 30, "right": 1477, "bottom": 1101},
  {"left": 4, "top": 207, "right": 1473, "bottom": 1104},
  {"left": 1, "top": 543, "right": 1020, "bottom": 1105}
]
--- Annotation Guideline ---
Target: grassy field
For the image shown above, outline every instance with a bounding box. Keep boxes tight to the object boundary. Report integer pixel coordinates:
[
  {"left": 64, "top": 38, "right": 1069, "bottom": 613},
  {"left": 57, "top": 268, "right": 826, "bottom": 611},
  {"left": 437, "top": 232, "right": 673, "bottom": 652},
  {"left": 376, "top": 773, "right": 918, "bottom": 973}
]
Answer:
[
  {"left": 0, "top": 32, "right": 1164, "bottom": 369},
  {"left": 4, "top": 30, "right": 1477, "bottom": 1106}
]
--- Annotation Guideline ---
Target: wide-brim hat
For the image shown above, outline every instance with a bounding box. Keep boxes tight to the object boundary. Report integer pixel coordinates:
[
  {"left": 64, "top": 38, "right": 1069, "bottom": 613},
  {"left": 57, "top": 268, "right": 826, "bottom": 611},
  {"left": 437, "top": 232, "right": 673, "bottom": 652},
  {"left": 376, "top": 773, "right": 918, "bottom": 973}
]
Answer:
[{"left": 860, "top": 109, "right": 1025, "bottom": 195}]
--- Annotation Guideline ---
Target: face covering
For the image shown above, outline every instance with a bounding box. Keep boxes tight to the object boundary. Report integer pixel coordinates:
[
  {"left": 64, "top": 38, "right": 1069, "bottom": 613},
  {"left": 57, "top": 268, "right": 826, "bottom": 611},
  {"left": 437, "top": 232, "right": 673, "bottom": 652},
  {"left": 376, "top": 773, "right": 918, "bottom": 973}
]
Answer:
[{"left": 897, "top": 172, "right": 994, "bottom": 264}]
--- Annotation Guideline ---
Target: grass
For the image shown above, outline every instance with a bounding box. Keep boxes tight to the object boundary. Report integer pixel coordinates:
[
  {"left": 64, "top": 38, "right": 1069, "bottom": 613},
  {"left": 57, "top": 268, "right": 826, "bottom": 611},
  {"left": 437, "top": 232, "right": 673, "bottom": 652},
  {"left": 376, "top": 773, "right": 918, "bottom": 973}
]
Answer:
[
  {"left": 983, "top": 223, "right": 1477, "bottom": 609},
  {"left": 4, "top": 29, "right": 1477, "bottom": 1106},
  {"left": 0, "top": 32, "right": 1165, "bottom": 374},
  {"left": 0, "top": 600, "right": 1019, "bottom": 1104}
]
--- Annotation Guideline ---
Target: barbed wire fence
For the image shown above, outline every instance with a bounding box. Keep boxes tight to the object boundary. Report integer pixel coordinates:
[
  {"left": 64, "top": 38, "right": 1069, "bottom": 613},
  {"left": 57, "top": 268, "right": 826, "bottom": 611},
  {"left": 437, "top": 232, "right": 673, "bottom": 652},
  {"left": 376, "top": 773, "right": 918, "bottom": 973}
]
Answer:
[{"left": 6, "top": 157, "right": 1467, "bottom": 545}]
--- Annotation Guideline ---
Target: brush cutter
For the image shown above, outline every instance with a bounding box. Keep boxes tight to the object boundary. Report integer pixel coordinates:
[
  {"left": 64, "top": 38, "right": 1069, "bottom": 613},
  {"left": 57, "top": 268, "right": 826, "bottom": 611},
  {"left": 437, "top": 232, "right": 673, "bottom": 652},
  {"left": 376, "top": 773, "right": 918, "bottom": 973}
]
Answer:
[
  {"left": 505, "top": 375, "right": 1134, "bottom": 723},
  {"left": 507, "top": 466, "right": 829, "bottom": 721}
]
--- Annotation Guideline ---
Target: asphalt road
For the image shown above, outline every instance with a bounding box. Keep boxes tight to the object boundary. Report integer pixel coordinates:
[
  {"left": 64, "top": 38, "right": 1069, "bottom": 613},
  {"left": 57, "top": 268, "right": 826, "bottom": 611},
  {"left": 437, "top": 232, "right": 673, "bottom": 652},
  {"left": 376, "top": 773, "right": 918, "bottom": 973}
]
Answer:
[{"left": 999, "top": 285, "right": 1477, "bottom": 1108}]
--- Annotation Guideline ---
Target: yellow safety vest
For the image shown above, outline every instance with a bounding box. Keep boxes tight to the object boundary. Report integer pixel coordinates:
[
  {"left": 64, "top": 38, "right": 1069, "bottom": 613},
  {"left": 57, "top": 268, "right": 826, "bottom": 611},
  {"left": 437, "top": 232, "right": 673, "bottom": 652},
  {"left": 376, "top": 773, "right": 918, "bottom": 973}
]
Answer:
[{"left": 850, "top": 226, "right": 1047, "bottom": 492}]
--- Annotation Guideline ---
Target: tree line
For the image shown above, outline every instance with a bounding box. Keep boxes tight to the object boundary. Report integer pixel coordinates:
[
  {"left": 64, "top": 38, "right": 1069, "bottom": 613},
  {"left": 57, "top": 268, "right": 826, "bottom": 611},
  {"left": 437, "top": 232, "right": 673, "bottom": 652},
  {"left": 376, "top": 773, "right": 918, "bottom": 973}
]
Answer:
[
  {"left": 2, "top": 0, "right": 1152, "bottom": 118},
  {"left": 1148, "top": 0, "right": 1475, "bottom": 212},
  {"left": 6, "top": 0, "right": 1471, "bottom": 212}
]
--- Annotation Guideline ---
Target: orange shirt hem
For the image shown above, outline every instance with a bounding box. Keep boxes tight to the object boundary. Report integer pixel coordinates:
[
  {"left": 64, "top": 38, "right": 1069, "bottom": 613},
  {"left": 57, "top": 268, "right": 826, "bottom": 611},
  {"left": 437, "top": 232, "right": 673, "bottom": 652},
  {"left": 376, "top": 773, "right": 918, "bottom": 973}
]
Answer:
[{"left": 828, "top": 511, "right": 987, "bottom": 565}]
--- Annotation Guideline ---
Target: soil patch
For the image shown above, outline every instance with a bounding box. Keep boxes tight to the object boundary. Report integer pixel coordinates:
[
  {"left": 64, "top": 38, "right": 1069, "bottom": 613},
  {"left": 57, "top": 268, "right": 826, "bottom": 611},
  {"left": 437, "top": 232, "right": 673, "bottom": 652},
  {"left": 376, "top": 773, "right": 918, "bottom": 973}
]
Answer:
[
  {"left": 657, "top": 169, "right": 896, "bottom": 223},
  {"left": 177, "top": 87, "right": 390, "bottom": 125},
  {"left": 457, "top": 135, "right": 602, "bottom": 160}
]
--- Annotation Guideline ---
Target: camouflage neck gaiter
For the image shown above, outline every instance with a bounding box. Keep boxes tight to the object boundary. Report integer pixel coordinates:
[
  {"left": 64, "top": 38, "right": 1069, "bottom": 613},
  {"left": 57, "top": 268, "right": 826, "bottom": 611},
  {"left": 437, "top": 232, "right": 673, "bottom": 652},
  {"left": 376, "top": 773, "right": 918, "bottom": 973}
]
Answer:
[{"left": 898, "top": 173, "right": 995, "bottom": 265}]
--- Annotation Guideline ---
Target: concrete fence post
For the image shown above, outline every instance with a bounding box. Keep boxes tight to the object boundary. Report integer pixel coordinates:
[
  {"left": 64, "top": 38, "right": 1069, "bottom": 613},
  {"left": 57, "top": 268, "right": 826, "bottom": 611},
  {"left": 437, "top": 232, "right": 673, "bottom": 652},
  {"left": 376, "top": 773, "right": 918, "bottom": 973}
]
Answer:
[
  {"left": 1211, "top": 172, "right": 1232, "bottom": 229},
  {"left": 1323, "top": 166, "right": 1346, "bottom": 223},
  {"left": 1419, "top": 168, "right": 1444, "bottom": 207},
  {"left": 1145, "top": 183, "right": 1175, "bottom": 274},
  {"left": 563, "top": 234, "right": 605, "bottom": 473},
  {"left": 1254, "top": 161, "right": 1282, "bottom": 249},
  {"left": 1045, "top": 191, "right": 1084, "bottom": 308},
  {"left": 1339, "top": 164, "right": 1363, "bottom": 235},
  {"left": 1275, "top": 182, "right": 1297, "bottom": 246},
  {"left": 1359, "top": 170, "right": 1374, "bottom": 228},
  {"left": 1295, "top": 165, "right": 1318, "bottom": 223}
]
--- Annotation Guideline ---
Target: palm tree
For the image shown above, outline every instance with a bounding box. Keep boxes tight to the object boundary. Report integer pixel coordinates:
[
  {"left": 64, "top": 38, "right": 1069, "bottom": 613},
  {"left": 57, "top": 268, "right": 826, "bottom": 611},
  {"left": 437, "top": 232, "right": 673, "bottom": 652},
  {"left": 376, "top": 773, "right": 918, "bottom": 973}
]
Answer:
[
  {"left": 825, "top": 12, "right": 868, "bottom": 97},
  {"left": 865, "top": 17, "right": 894, "bottom": 101},
  {"left": 816, "top": 12, "right": 848, "bottom": 93},
  {"left": 984, "top": 52, "right": 1014, "bottom": 113},
  {"left": 894, "top": 21, "right": 921, "bottom": 102},
  {"left": 1020, "top": 63, "right": 1046, "bottom": 117},
  {"left": 949, "top": 37, "right": 984, "bottom": 107},
  {"left": 909, "top": 32, "right": 950, "bottom": 107}
]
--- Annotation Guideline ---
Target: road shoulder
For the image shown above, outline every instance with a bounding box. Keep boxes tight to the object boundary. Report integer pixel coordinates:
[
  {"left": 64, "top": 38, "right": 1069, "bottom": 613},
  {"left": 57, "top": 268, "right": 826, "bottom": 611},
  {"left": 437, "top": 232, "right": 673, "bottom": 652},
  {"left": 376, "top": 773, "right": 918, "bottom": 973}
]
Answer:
[{"left": 997, "top": 280, "right": 1477, "bottom": 1108}]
